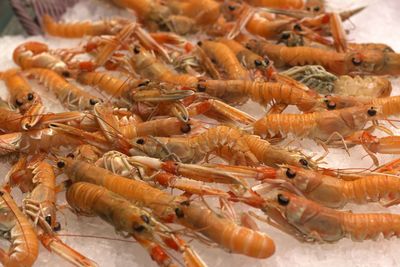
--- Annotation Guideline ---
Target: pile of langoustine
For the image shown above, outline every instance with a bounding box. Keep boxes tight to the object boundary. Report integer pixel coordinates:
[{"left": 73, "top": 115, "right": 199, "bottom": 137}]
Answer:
[{"left": 0, "top": 0, "right": 400, "bottom": 266}]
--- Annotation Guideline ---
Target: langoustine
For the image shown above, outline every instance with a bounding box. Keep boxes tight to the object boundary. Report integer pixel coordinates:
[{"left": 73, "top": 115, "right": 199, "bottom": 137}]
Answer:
[
  {"left": 246, "top": 40, "right": 400, "bottom": 75},
  {"left": 259, "top": 190, "right": 400, "bottom": 242},
  {"left": 256, "top": 165, "right": 400, "bottom": 208},
  {"left": 57, "top": 158, "right": 276, "bottom": 258}
]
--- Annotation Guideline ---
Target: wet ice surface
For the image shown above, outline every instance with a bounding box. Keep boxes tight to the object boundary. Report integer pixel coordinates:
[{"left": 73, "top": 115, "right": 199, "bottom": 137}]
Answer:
[{"left": 0, "top": 0, "right": 400, "bottom": 266}]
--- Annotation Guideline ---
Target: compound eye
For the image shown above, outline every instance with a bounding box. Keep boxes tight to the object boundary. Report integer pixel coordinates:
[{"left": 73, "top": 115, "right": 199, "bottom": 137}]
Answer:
[
  {"left": 57, "top": 161, "right": 65, "bottom": 168},
  {"left": 293, "top": 24, "right": 302, "bottom": 31},
  {"left": 254, "top": 59, "right": 263, "bottom": 67},
  {"left": 15, "top": 99, "right": 23, "bottom": 106},
  {"left": 299, "top": 158, "right": 308, "bottom": 167},
  {"left": 281, "top": 32, "right": 291, "bottom": 40},
  {"left": 61, "top": 71, "right": 71, "bottom": 78},
  {"left": 180, "top": 200, "right": 190, "bottom": 206},
  {"left": 351, "top": 57, "right": 362, "bottom": 66},
  {"left": 133, "top": 225, "right": 146, "bottom": 232},
  {"left": 53, "top": 222, "right": 61, "bottom": 231},
  {"left": 367, "top": 107, "right": 377, "bottom": 116},
  {"left": 140, "top": 215, "right": 150, "bottom": 224},
  {"left": 326, "top": 101, "right": 337, "bottom": 110},
  {"left": 277, "top": 193, "right": 290, "bottom": 206},
  {"left": 133, "top": 46, "right": 141, "bottom": 54},
  {"left": 138, "top": 80, "right": 150, "bottom": 87},
  {"left": 180, "top": 123, "right": 191, "bottom": 133},
  {"left": 27, "top": 93, "right": 34, "bottom": 101},
  {"left": 197, "top": 83, "right": 206, "bottom": 92},
  {"left": 45, "top": 215, "right": 52, "bottom": 225},
  {"left": 136, "top": 138, "right": 145, "bottom": 145},
  {"left": 175, "top": 208, "right": 184, "bottom": 218},
  {"left": 228, "top": 5, "right": 236, "bottom": 11},
  {"left": 285, "top": 168, "right": 296, "bottom": 179}
]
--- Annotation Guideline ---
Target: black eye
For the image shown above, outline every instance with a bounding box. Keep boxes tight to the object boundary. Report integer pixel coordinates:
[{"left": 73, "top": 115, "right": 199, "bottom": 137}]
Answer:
[
  {"left": 138, "top": 80, "right": 150, "bottom": 87},
  {"left": 57, "top": 161, "right": 65, "bottom": 168},
  {"left": 27, "top": 93, "right": 34, "bottom": 101},
  {"left": 133, "top": 46, "right": 141, "bottom": 54},
  {"left": 281, "top": 32, "right": 290, "bottom": 40},
  {"left": 89, "top": 99, "right": 98, "bottom": 105},
  {"left": 180, "top": 124, "right": 191, "bottom": 133},
  {"left": 15, "top": 99, "right": 23, "bottom": 106},
  {"left": 45, "top": 215, "right": 52, "bottom": 225},
  {"left": 264, "top": 58, "right": 270, "bottom": 65},
  {"left": 293, "top": 24, "right": 302, "bottom": 31},
  {"left": 299, "top": 158, "right": 308, "bottom": 167},
  {"left": 351, "top": 57, "right": 362, "bottom": 66},
  {"left": 197, "top": 83, "right": 206, "bottom": 92},
  {"left": 136, "top": 138, "right": 145, "bottom": 145},
  {"left": 314, "top": 6, "right": 320, "bottom": 12},
  {"left": 286, "top": 168, "right": 296, "bottom": 179},
  {"left": 306, "top": 7, "right": 311, "bottom": 11},
  {"left": 53, "top": 222, "right": 61, "bottom": 231},
  {"left": 254, "top": 59, "right": 262, "bottom": 67},
  {"left": 180, "top": 200, "right": 190, "bottom": 206},
  {"left": 140, "top": 215, "right": 150, "bottom": 224},
  {"left": 133, "top": 225, "right": 146, "bottom": 232},
  {"left": 327, "top": 101, "right": 336, "bottom": 110},
  {"left": 197, "top": 41, "right": 203, "bottom": 46},
  {"left": 277, "top": 193, "right": 290, "bottom": 206},
  {"left": 62, "top": 71, "right": 71, "bottom": 78},
  {"left": 228, "top": 5, "right": 236, "bottom": 11},
  {"left": 175, "top": 208, "right": 184, "bottom": 218},
  {"left": 368, "top": 107, "right": 377, "bottom": 116}
]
